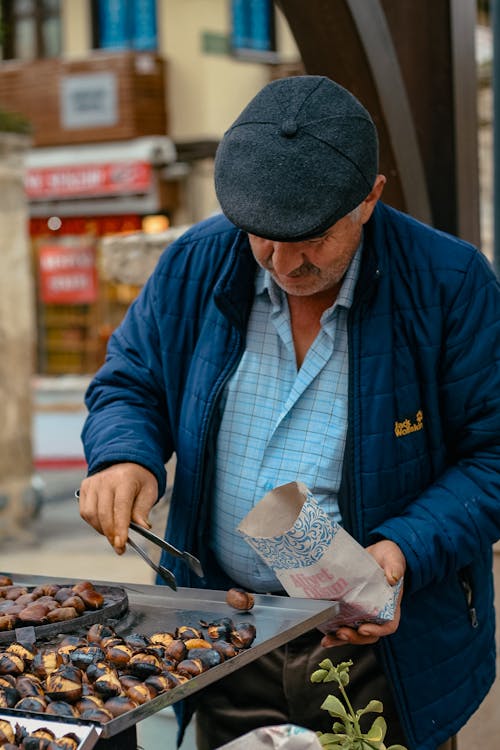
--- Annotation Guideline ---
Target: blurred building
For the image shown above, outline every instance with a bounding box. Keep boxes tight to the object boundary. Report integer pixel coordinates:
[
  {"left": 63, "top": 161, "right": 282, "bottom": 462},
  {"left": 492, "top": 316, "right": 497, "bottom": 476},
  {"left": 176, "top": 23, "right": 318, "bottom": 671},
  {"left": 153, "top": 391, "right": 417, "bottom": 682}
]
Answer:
[{"left": 0, "top": 0, "right": 301, "bottom": 376}]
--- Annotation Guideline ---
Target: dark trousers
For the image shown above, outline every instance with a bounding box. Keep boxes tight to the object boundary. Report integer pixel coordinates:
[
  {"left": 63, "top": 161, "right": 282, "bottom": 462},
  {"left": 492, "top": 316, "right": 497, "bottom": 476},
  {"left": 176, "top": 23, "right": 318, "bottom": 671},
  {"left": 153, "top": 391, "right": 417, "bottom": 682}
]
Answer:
[
  {"left": 196, "top": 630, "right": 407, "bottom": 749},
  {"left": 195, "top": 630, "right": 457, "bottom": 750}
]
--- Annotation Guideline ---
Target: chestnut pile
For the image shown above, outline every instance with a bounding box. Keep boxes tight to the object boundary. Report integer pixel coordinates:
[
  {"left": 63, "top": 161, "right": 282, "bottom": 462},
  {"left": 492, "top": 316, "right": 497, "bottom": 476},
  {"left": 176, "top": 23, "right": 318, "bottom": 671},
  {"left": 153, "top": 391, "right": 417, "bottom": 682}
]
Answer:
[
  {"left": 0, "top": 718, "right": 80, "bottom": 749},
  {"left": 0, "top": 578, "right": 105, "bottom": 632},
  {"left": 0, "top": 618, "right": 256, "bottom": 724}
]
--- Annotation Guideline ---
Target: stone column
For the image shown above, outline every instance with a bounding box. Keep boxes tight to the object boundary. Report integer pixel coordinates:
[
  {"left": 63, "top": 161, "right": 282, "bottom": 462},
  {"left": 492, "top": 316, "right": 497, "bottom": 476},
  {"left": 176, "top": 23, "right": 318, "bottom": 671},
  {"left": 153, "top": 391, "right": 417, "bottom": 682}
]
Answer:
[{"left": 0, "top": 132, "right": 37, "bottom": 541}]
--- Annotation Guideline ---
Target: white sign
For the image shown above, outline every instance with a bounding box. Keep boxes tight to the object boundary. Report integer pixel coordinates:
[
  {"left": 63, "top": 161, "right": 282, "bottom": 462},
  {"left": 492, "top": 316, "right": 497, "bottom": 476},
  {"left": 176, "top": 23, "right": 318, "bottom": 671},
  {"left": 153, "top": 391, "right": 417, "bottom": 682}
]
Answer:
[{"left": 60, "top": 72, "right": 118, "bottom": 129}]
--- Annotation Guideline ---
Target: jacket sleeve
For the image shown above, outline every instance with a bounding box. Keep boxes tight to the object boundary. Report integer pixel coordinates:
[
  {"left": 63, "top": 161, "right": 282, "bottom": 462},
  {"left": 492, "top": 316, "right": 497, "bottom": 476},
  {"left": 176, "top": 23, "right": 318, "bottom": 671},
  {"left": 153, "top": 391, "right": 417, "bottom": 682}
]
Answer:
[
  {"left": 371, "top": 250, "right": 500, "bottom": 593},
  {"left": 81, "top": 269, "right": 173, "bottom": 499}
]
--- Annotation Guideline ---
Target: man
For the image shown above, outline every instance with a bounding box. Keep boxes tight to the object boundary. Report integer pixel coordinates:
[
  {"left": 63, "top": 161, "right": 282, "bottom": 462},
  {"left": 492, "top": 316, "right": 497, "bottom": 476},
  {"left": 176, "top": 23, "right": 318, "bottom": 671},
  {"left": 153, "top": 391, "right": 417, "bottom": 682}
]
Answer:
[{"left": 79, "top": 76, "right": 500, "bottom": 750}]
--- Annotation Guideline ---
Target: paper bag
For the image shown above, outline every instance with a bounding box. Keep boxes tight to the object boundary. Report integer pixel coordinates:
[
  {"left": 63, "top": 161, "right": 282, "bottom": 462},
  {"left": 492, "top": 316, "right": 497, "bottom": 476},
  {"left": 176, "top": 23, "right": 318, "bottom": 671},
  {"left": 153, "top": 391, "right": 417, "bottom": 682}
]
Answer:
[{"left": 238, "top": 481, "right": 401, "bottom": 628}]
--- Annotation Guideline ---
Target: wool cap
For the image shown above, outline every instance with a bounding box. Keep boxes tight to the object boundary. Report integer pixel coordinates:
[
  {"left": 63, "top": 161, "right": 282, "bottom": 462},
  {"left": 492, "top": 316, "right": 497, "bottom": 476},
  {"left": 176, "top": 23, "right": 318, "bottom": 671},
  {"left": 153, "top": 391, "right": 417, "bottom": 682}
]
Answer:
[{"left": 214, "top": 75, "right": 379, "bottom": 241}]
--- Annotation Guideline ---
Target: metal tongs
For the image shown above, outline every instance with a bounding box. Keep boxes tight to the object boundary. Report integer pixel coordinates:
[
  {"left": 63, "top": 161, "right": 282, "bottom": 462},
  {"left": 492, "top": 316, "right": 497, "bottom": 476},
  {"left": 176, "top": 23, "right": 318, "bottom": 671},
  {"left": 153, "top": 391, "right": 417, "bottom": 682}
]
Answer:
[{"left": 74, "top": 490, "right": 204, "bottom": 591}]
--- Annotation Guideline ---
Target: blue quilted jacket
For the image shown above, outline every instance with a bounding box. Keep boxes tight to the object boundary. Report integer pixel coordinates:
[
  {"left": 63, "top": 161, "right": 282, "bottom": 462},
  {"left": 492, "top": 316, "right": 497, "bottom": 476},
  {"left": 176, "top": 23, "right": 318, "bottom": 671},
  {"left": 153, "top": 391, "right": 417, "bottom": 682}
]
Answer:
[{"left": 83, "top": 203, "right": 500, "bottom": 750}]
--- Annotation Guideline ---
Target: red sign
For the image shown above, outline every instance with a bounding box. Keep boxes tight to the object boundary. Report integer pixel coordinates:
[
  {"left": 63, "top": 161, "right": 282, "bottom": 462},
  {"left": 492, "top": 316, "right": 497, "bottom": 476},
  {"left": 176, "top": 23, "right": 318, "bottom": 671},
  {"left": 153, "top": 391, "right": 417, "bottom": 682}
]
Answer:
[
  {"left": 26, "top": 161, "right": 152, "bottom": 199},
  {"left": 39, "top": 243, "right": 98, "bottom": 304}
]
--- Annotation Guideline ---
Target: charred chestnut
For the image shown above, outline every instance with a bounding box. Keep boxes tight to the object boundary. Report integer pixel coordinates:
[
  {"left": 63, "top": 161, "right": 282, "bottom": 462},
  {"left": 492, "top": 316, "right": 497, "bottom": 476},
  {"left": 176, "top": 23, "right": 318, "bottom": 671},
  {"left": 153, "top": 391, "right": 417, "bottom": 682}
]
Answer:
[
  {"left": 124, "top": 681, "right": 153, "bottom": 705},
  {"left": 86, "top": 623, "right": 116, "bottom": 644},
  {"left": 45, "top": 667, "right": 83, "bottom": 703},
  {"left": 45, "top": 700, "right": 80, "bottom": 718},
  {"left": 125, "top": 632, "right": 151, "bottom": 650},
  {"left": 15, "top": 695, "right": 47, "bottom": 712},
  {"left": 32, "top": 650, "right": 63, "bottom": 678},
  {"left": 103, "top": 694, "right": 138, "bottom": 717},
  {"left": 229, "top": 622, "right": 256, "bottom": 649},
  {"left": 187, "top": 648, "right": 223, "bottom": 669},
  {"left": 93, "top": 670, "right": 122, "bottom": 699},
  {"left": 69, "top": 645, "right": 105, "bottom": 669},
  {"left": 206, "top": 618, "right": 234, "bottom": 641},
  {"left": 0, "top": 685, "right": 20, "bottom": 708},
  {"left": 16, "top": 674, "right": 44, "bottom": 698},
  {"left": 176, "top": 625, "right": 202, "bottom": 641},
  {"left": 7, "top": 641, "right": 37, "bottom": 665},
  {"left": 0, "top": 653, "right": 25, "bottom": 676},
  {"left": 128, "top": 652, "right": 163, "bottom": 679},
  {"left": 78, "top": 707, "right": 114, "bottom": 723}
]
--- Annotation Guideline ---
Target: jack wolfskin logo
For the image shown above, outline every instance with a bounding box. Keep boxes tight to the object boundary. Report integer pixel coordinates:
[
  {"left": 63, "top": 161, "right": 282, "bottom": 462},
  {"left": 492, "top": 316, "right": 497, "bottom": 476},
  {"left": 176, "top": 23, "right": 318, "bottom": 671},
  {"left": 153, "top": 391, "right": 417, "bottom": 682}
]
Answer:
[{"left": 394, "top": 410, "right": 423, "bottom": 437}]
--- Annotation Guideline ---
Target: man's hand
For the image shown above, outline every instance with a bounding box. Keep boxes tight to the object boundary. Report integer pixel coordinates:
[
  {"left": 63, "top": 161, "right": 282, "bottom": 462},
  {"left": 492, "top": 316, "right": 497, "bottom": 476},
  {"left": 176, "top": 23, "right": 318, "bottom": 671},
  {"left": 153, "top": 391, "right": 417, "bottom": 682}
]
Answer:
[
  {"left": 321, "top": 539, "right": 406, "bottom": 648},
  {"left": 79, "top": 463, "right": 158, "bottom": 555}
]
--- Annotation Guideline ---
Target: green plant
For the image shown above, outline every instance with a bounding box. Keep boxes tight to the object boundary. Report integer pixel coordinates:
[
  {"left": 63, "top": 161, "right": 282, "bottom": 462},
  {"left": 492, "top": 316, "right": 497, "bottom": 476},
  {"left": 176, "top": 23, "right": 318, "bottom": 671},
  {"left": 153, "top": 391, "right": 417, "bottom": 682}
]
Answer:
[{"left": 310, "top": 659, "right": 408, "bottom": 750}]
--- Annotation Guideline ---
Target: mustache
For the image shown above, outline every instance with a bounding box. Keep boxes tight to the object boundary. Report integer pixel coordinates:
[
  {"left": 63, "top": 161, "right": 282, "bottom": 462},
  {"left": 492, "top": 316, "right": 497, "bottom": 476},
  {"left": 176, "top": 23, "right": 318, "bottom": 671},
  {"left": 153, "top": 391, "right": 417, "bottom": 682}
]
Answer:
[{"left": 266, "top": 259, "right": 321, "bottom": 277}]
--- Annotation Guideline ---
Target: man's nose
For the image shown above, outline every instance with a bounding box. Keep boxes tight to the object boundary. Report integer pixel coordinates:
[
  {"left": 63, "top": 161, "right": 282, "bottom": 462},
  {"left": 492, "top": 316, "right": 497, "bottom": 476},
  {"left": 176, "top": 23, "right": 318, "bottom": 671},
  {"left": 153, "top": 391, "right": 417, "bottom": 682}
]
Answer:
[{"left": 271, "top": 242, "right": 304, "bottom": 274}]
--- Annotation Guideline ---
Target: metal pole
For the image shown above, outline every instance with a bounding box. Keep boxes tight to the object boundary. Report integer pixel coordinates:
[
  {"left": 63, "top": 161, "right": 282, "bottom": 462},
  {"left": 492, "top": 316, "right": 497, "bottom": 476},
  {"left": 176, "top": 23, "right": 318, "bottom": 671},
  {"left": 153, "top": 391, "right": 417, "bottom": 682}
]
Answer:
[{"left": 493, "top": 0, "right": 500, "bottom": 277}]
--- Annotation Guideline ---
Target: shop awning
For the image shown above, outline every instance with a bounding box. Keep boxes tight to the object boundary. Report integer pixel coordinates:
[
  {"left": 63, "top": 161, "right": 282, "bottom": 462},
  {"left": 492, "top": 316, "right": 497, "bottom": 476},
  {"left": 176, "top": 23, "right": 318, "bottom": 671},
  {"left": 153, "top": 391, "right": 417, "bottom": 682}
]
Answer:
[{"left": 25, "top": 136, "right": 177, "bottom": 216}]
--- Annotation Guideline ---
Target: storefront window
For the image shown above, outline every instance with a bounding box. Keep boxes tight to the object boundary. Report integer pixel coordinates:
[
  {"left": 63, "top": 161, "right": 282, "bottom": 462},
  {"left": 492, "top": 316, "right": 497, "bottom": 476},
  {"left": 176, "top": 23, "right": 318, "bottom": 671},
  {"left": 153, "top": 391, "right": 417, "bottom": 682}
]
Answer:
[
  {"left": 230, "top": 0, "right": 275, "bottom": 56},
  {"left": 0, "top": 0, "right": 61, "bottom": 60},
  {"left": 92, "top": 0, "right": 158, "bottom": 51}
]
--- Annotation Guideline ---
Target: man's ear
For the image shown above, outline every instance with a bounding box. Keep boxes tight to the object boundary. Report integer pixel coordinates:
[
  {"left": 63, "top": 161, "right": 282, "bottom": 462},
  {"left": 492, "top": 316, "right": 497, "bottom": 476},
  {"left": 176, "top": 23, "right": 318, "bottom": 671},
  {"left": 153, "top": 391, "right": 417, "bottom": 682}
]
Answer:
[{"left": 361, "top": 174, "right": 387, "bottom": 224}]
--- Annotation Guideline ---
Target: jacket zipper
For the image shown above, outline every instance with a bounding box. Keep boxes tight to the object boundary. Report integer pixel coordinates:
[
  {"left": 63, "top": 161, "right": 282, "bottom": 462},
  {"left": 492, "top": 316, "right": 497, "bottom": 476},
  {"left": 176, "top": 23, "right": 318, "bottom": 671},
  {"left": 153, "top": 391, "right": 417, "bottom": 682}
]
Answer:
[{"left": 459, "top": 570, "right": 479, "bottom": 628}]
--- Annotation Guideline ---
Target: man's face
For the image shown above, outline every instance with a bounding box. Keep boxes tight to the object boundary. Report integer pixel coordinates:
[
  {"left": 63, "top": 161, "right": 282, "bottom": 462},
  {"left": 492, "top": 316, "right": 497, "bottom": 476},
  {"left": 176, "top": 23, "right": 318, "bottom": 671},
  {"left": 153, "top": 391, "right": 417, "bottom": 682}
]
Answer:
[
  {"left": 248, "top": 211, "right": 364, "bottom": 298},
  {"left": 247, "top": 175, "right": 385, "bottom": 299}
]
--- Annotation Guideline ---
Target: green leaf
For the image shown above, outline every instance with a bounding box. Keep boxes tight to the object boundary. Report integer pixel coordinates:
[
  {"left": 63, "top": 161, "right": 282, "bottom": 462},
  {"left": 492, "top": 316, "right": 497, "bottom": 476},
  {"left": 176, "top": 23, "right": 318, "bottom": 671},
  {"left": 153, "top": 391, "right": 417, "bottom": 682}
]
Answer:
[
  {"left": 365, "top": 716, "right": 387, "bottom": 742},
  {"left": 356, "top": 700, "right": 384, "bottom": 717},
  {"left": 318, "top": 732, "right": 348, "bottom": 744},
  {"left": 320, "top": 694, "right": 349, "bottom": 719},
  {"left": 318, "top": 658, "right": 335, "bottom": 670},
  {"left": 311, "top": 668, "right": 330, "bottom": 683}
]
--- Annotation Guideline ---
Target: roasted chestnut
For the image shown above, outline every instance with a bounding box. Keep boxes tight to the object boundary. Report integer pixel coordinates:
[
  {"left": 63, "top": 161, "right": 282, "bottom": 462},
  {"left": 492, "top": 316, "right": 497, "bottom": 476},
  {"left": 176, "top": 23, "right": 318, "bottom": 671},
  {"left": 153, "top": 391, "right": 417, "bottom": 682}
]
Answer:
[
  {"left": 15, "top": 695, "right": 47, "bottom": 712},
  {"left": 148, "top": 632, "right": 173, "bottom": 648},
  {"left": 59, "top": 596, "right": 85, "bottom": 615},
  {"left": 176, "top": 625, "right": 202, "bottom": 641},
  {"left": 45, "top": 666, "right": 83, "bottom": 703},
  {"left": 0, "top": 718, "right": 15, "bottom": 744},
  {"left": 128, "top": 652, "right": 163, "bottom": 679},
  {"left": 206, "top": 618, "right": 234, "bottom": 641},
  {"left": 32, "top": 650, "right": 63, "bottom": 677},
  {"left": 183, "top": 638, "right": 212, "bottom": 650},
  {"left": 93, "top": 670, "right": 122, "bottom": 699},
  {"left": 7, "top": 642, "right": 37, "bottom": 665},
  {"left": 86, "top": 623, "right": 116, "bottom": 643},
  {"left": 0, "top": 614, "right": 17, "bottom": 631},
  {"left": 45, "top": 701, "right": 79, "bottom": 718},
  {"left": 104, "top": 643, "right": 133, "bottom": 668},
  {"left": 52, "top": 734, "right": 80, "bottom": 750},
  {"left": 69, "top": 645, "right": 105, "bottom": 669},
  {"left": 187, "top": 647, "right": 223, "bottom": 669},
  {"left": 16, "top": 674, "right": 45, "bottom": 698},
  {"left": 46, "top": 607, "right": 79, "bottom": 624},
  {"left": 78, "top": 589, "right": 104, "bottom": 611},
  {"left": 163, "top": 639, "right": 187, "bottom": 663},
  {"left": 124, "top": 681, "right": 153, "bottom": 705},
  {"left": 0, "top": 575, "right": 13, "bottom": 587},
  {"left": 125, "top": 632, "right": 151, "bottom": 650},
  {"left": 77, "top": 694, "right": 104, "bottom": 711},
  {"left": 226, "top": 588, "right": 255, "bottom": 611},
  {"left": 0, "top": 653, "right": 25, "bottom": 676},
  {"left": 176, "top": 658, "right": 204, "bottom": 678},
  {"left": 78, "top": 707, "right": 114, "bottom": 723},
  {"left": 229, "top": 622, "right": 256, "bottom": 649},
  {"left": 16, "top": 604, "right": 50, "bottom": 626},
  {"left": 0, "top": 685, "right": 20, "bottom": 707},
  {"left": 103, "top": 694, "right": 138, "bottom": 717},
  {"left": 211, "top": 640, "right": 238, "bottom": 660}
]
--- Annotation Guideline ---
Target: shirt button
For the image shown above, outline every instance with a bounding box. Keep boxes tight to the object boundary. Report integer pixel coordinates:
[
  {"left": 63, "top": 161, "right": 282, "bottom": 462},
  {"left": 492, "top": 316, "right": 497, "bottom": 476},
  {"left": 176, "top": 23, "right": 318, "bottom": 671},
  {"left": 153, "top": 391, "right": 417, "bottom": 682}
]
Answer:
[{"left": 264, "top": 481, "right": 274, "bottom": 492}]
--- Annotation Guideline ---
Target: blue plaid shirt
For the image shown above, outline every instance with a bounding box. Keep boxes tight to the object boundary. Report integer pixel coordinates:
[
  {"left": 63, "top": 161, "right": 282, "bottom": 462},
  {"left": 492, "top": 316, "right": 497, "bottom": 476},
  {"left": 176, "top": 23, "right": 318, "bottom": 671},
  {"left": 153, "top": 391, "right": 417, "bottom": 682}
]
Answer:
[{"left": 210, "top": 246, "right": 362, "bottom": 591}]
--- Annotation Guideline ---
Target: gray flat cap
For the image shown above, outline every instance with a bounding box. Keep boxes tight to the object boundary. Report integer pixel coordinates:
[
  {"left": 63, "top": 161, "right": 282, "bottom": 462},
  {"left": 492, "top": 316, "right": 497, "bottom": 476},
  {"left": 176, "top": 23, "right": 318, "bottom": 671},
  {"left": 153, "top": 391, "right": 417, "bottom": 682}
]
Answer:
[{"left": 214, "top": 75, "right": 378, "bottom": 241}]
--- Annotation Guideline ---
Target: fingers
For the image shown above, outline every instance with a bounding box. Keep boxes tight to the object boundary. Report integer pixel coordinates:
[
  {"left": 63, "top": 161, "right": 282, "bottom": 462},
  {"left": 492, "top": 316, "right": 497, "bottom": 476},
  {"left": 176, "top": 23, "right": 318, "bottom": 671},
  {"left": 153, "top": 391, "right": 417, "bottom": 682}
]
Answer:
[
  {"left": 79, "top": 463, "right": 158, "bottom": 555},
  {"left": 365, "top": 539, "right": 406, "bottom": 584}
]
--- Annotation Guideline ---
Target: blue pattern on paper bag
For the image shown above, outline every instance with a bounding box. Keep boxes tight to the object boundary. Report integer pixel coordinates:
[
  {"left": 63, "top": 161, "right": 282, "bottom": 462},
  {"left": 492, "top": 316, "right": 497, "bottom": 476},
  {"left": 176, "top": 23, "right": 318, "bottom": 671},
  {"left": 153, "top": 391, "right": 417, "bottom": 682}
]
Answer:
[{"left": 240, "top": 491, "right": 338, "bottom": 570}]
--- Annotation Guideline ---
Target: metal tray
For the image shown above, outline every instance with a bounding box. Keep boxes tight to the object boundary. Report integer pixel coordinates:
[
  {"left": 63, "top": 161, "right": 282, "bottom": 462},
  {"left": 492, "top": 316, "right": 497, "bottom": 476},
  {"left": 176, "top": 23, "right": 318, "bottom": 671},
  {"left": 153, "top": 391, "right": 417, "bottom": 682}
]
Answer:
[
  {"left": 0, "top": 572, "right": 339, "bottom": 739},
  {"left": 0, "top": 584, "right": 128, "bottom": 645},
  {"left": 0, "top": 714, "right": 101, "bottom": 750}
]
